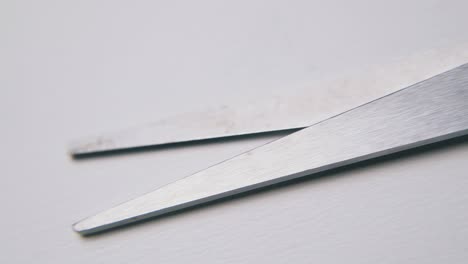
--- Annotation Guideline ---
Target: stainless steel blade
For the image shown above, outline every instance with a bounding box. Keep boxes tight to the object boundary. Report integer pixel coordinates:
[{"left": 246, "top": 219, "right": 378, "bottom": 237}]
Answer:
[
  {"left": 69, "top": 46, "right": 468, "bottom": 155},
  {"left": 74, "top": 63, "right": 468, "bottom": 235}
]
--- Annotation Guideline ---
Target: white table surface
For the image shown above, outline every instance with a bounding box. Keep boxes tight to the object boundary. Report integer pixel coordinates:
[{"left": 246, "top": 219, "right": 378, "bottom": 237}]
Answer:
[{"left": 2, "top": 1, "right": 468, "bottom": 263}]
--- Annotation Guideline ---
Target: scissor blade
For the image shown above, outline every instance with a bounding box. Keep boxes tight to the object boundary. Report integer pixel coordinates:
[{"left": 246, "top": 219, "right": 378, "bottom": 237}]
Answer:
[
  {"left": 74, "top": 64, "right": 468, "bottom": 235},
  {"left": 69, "top": 47, "right": 468, "bottom": 156}
]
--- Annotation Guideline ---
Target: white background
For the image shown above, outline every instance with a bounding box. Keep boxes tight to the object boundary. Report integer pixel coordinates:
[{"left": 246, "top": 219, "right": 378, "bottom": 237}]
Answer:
[{"left": 2, "top": 0, "right": 468, "bottom": 263}]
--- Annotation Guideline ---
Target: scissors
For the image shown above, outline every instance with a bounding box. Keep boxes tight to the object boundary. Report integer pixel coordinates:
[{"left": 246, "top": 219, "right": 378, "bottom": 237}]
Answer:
[{"left": 71, "top": 61, "right": 468, "bottom": 235}]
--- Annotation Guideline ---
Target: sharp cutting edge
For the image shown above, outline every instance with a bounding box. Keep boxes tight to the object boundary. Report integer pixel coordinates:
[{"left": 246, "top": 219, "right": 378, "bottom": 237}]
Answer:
[
  {"left": 73, "top": 63, "right": 468, "bottom": 235},
  {"left": 69, "top": 46, "right": 468, "bottom": 156}
]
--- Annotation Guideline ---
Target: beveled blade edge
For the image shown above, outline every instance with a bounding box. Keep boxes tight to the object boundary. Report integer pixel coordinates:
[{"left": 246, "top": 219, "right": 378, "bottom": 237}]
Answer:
[{"left": 74, "top": 63, "right": 468, "bottom": 235}]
